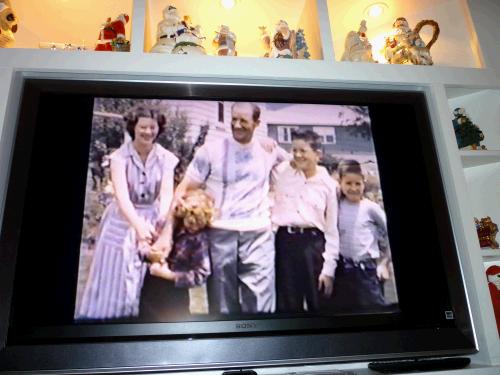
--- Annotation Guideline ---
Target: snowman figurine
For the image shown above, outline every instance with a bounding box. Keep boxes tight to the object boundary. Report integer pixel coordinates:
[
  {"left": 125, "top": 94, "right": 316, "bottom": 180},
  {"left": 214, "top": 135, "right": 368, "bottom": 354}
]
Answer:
[
  {"left": 171, "top": 15, "right": 206, "bottom": 55},
  {"left": 150, "top": 5, "right": 184, "bottom": 53}
]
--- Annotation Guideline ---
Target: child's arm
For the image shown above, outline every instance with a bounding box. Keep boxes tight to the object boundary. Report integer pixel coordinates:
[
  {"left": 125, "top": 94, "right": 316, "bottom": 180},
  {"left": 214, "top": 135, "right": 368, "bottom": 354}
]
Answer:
[
  {"left": 369, "top": 202, "right": 391, "bottom": 280},
  {"left": 376, "top": 256, "right": 390, "bottom": 281},
  {"left": 158, "top": 155, "right": 178, "bottom": 221},
  {"left": 152, "top": 147, "right": 208, "bottom": 258},
  {"left": 319, "top": 180, "right": 340, "bottom": 296}
]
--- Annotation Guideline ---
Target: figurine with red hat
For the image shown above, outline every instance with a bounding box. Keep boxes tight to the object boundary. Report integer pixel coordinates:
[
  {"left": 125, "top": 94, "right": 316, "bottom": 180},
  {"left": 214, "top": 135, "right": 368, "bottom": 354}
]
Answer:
[
  {"left": 486, "top": 264, "right": 500, "bottom": 336},
  {"left": 95, "top": 13, "right": 130, "bottom": 52}
]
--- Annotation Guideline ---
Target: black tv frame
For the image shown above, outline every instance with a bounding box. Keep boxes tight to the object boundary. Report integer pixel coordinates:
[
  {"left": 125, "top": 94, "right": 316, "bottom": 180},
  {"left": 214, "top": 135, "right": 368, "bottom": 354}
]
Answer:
[{"left": 0, "top": 77, "right": 477, "bottom": 373}]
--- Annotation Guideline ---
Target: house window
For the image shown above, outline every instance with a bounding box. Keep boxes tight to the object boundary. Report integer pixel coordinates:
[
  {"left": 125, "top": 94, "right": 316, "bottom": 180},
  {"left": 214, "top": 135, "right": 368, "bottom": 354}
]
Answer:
[
  {"left": 313, "top": 126, "right": 336, "bottom": 144},
  {"left": 277, "top": 126, "right": 298, "bottom": 143}
]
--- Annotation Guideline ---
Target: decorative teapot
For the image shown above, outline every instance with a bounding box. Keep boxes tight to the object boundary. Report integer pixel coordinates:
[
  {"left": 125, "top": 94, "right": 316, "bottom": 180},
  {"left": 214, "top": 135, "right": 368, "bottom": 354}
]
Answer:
[{"left": 384, "top": 17, "right": 440, "bottom": 65}]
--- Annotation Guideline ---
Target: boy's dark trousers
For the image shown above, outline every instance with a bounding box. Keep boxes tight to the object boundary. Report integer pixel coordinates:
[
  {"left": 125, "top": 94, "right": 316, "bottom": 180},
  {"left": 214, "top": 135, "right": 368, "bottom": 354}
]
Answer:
[
  {"left": 275, "top": 226, "right": 325, "bottom": 313},
  {"left": 322, "top": 255, "right": 386, "bottom": 313}
]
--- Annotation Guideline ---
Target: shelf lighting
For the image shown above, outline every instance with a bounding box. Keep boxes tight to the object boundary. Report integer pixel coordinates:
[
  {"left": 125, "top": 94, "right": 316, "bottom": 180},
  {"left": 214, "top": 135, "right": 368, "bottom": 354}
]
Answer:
[
  {"left": 221, "top": 0, "right": 236, "bottom": 9},
  {"left": 364, "top": 2, "right": 388, "bottom": 18}
]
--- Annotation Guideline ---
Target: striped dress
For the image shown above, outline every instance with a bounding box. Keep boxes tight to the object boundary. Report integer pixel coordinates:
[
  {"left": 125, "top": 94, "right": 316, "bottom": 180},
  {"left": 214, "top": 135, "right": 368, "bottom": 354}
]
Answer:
[{"left": 76, "top": 141, "right": 178, "bottom": 320}]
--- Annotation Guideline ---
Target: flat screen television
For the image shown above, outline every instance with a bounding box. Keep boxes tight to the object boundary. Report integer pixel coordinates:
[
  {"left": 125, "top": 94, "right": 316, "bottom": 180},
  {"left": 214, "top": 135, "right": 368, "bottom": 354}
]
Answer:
[{"left": 0, "top": 78, "right": 476, "bottom": 373}]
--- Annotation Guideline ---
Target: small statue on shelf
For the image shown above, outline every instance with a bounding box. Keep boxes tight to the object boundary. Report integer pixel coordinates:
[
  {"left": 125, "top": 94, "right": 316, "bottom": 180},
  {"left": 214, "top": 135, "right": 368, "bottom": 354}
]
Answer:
[
  {"left": 486, "top": 265, "right": 500, "bottom": 335},
  {"left": 95, "top": 13, "right": 130, "bottom": 52},
  {"left": 341, "top": 20, "right": 376, "bottom": 63},
  {"left": 384, "top": 17, "right": 440, "bottom": 65},
  {"left": 268, "top": 20, "right": 310, "bottom": 59},
  {"left": 295, "top": 29, "right": 310, "bottom": 59},
  {"left": 171, "top": 15, "right": 206, "bottom": 55},
  {"left": 475, "top": 216, "right": 499, "bottom": 249},
  {"left": 258, "top": 25, "right": 271, "bottom": 57},
  {"left": 0, "top": 0, "right": 18, "bottom": 48},
  {"left": 150, "top": 7, "right": 205, "bottom": 55},
  {"left": 453, "top": 107, "right": 485, "bottom": 150},
  {"left": 271, "top": 20, "right": 296, "bottom": 58},
  {"left": 213, "top": 25, "right": 236, "bottom": 56},
  {"left": 151, "top": 5, "right": 183, "bottom": 53}
]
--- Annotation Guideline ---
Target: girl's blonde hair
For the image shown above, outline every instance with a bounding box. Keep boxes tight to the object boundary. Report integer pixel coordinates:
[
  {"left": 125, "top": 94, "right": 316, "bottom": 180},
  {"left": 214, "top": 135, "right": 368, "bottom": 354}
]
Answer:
[{"left": 174, "top": 189, "right": 215, "bottom": 230}]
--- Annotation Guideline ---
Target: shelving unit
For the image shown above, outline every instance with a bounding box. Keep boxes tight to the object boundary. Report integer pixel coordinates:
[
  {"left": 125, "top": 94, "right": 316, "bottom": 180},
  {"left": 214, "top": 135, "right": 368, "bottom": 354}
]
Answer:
[
  {"left": 1, "top": 0, "right": 500, "bottom": 373},
  {"left": 482, "top": 250, "right": 500, "bottom": 259},
  {"left": 460, "top": 151, "right": 500, "bottom": 169},
  {"left": 327, "top": 0, "right": 483, "bottom": 66},
  {"left": 4, "top": 0, "right": 134, "bottom": 50}
]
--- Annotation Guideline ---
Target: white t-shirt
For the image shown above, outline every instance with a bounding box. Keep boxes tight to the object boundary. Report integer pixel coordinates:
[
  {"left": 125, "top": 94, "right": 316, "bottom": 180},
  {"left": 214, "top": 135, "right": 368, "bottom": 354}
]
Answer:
[
  {"left": 185, "top": 136, "right": 281, "bottom": 231},
  {"left": 338, "top": 198, "right": 388, "bottom": 261}
]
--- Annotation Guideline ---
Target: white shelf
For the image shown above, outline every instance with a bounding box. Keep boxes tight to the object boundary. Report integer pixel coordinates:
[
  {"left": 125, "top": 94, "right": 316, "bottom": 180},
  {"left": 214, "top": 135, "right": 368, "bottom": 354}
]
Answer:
[
  {"left": 482, "top": 249, "right": 500, "bottom": 259},
  {"left": 461, "top": 150, "right": 500, "bottom": 168}
]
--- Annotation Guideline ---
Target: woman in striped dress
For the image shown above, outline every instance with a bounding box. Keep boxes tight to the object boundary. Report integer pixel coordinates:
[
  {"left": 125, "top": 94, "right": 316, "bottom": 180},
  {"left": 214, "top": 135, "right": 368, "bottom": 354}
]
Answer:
[{"left": 77, "top": 107, "right": 179, "bottom": 320}]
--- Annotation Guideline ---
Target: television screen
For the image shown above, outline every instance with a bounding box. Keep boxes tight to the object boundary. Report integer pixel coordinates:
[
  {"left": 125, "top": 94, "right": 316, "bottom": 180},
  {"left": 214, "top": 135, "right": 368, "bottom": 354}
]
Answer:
[
  {"left": 0, "top": 78, "right": 476, "bottom": 372},
  {"left": 74, "top": 98, "right": 398, "bottom": 324}
]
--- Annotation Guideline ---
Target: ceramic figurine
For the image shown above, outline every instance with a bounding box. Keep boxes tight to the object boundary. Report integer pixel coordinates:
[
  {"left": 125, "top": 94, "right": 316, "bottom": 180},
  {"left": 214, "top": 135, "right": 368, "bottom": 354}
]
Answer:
[
  {"left": 150, "top": 5, "right": 183, "bottom": 53},
  {"left": 268, "top": 20, "right": 310, "bottom": 59},
  {"left": 271, "top": 20, "right": 296, "bottom": 58},
  {"left": 295, "top": 29, "right": 310, "bottom": 59},
  {"left": 475, "top": 217, "right": 499, "bottom": 249},
  {"left": 384, "top": 17, "right": 440, "bottom": 65},
  {"left": 95, "top": 13, "right": 130, "bottom": 52},
  {"left": 213, "top": 25, "right": 236, "bottom": 56},
  {"left": 171, "top": 15, "right": 206, "bottom": 55},
  {"left": 486, "top": 265, "right": 500, "bottom": 335},
  {"left": 341, "top": 20, "right": 376, "bottom": 63},
  {"left": 151, "top": 7, "right": 205, "bottom": 55},
  {"left": 258, "top": 26, "right": 271, "bottom": 57},
  {"left": 453, "top": 107, "right": 485, "bottom": 150},
  {"left": 0, "top": 0, "right": 18, "bottom": 48}
]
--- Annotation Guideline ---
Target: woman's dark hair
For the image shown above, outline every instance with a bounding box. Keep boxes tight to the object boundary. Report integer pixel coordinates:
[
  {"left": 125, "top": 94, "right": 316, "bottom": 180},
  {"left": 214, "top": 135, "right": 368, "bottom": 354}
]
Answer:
[
  {"left": 338, "top": 159, "right": 363, "bottom": 179},
  {"left": 125, "top": 106, "right": 167, "bottom": 140},
  {"left": 291, "top": 129, "right": 322, "bottom": 151}
]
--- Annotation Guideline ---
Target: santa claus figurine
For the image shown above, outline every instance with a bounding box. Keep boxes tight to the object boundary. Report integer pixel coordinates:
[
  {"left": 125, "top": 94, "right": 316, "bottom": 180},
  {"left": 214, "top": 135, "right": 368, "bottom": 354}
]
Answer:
[
  {"left": 95, "top": 13, "right": 130, "bottom": 51},
  {"left": 0, "top": 0, "right": 18, "bottom": 48},
  {"left": 486, "top": 265, "right": 500, "bottom": 336}
]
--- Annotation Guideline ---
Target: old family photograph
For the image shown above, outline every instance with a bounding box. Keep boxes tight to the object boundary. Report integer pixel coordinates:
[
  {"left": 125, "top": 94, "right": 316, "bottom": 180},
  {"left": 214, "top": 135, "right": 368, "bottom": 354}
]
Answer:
[{"left": 75, "top": 98, "right": 398, "bottom": 322}]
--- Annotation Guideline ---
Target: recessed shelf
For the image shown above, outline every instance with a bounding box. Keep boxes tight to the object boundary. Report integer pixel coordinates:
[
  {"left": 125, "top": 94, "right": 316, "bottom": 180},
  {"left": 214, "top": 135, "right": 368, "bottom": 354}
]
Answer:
[
  {"left": 482, "top": 249, "right": 500, "bottom": 258},
  {"left": 144, "top": 0, "right": 322, "bottom": 59},
  {"left": 460, "top": 150, "right": 500, "bottom": 168},
  {"left": 448, "top": 89, "right": 500, "bottom": 153},
  {"left": 4, "top": 0, "right": 134, "bottom": 51},
  {"left": 328, "top": 0, "right": 483, "bottom": 68}
]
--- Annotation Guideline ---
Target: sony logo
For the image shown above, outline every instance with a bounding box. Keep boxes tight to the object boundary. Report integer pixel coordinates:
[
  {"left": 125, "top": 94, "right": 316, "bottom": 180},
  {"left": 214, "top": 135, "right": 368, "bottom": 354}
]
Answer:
[{"left": 235, "top": 322, "right": 257, "bottom": 329}]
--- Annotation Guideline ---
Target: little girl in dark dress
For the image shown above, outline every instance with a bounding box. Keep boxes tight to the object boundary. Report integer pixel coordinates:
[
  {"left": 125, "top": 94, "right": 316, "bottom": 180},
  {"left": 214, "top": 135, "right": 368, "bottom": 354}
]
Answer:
[{"left": 139, "top": 189, "right": 214, "bottom": 321}]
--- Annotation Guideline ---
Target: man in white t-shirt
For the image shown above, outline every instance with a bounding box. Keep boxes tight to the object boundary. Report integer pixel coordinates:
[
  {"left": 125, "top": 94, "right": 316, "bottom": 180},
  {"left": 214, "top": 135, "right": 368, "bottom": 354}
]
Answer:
[{"left": 154, "top": 102, "right": 282, "bottom": 314}]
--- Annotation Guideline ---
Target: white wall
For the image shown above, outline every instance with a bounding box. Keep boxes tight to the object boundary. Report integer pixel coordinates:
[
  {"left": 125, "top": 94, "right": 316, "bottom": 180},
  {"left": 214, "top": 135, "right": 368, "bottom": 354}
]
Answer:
[{"left": 467, "top": 0, "right": 500, "bottom": 70}]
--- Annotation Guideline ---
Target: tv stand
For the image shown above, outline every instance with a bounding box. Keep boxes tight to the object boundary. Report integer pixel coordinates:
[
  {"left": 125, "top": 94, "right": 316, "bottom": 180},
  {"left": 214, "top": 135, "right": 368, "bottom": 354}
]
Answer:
[{"left": 368, "top": 357, "right": 471, "bottom": 373}]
